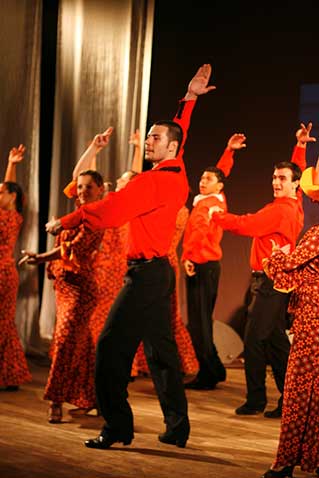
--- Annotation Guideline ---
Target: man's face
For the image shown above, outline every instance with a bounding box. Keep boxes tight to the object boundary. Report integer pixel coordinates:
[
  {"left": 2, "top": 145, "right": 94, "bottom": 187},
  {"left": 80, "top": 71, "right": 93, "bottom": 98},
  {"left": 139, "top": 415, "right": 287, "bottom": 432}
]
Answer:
[
  {"left": 144, "top": 125, "right": 173, "bottom": 163},
  {"left": 272, "top": 167, "right": 298, "bottom": 198},
  {"left": 77, "top": 175, "right": 104, "bottom": 205},
  {"left": 199, "top": 171, "right": 222, "bottom": 195}
]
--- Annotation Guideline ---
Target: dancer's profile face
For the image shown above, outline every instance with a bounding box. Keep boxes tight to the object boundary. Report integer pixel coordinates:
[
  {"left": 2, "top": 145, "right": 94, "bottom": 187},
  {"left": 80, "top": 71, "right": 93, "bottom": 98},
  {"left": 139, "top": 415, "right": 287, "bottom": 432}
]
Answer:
[
  {"left": 199, "top": 171, "right": 223, "bottom": 196},
  {"left": 76, "top": 174, "right": 104, "bottom": 205},
  {"left": 0, "top": 183, "right": 16, "bottom": 211}
]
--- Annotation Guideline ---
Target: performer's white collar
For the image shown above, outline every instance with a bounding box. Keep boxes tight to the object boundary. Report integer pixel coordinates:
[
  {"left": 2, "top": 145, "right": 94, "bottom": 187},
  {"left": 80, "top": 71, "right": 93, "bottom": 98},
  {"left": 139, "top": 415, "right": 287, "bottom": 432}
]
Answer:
[{"left": 193, "top": 192, "right": 224, "bottom": 207}]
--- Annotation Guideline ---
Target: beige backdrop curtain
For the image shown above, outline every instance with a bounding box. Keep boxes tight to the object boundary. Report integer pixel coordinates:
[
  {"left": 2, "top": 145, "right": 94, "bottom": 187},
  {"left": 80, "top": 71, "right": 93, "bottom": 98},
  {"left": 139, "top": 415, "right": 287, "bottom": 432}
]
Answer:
[
  {"left": 0, "top": 0, "right": 42, "bottom": 353},
  {"left": 39, "top": 0, "right": 154, "bottom": 339}
]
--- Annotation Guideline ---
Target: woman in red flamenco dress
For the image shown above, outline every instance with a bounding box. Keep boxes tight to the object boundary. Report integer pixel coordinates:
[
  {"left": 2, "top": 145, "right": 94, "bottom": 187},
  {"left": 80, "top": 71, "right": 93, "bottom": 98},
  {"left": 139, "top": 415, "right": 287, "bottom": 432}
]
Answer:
[
  {"left": 0, "top": 145, "right": 32, "bottom": 390},
  {"left": 20, "top": 170, "right": 105, "bottom": 422}
]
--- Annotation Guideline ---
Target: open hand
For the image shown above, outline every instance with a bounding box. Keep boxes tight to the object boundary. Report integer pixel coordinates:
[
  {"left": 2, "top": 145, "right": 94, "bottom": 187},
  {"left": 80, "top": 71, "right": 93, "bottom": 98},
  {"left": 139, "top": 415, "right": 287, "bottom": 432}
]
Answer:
[{"left": 187, "top": 64, "right": 216, "bottom": 98}]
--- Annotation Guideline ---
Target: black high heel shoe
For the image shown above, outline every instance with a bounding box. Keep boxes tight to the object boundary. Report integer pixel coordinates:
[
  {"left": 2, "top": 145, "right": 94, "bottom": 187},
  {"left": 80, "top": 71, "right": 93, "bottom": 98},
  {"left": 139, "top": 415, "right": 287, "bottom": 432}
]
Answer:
[
  {"left": 261, "top": 465, "right": 294, "bottom": 477},
  {"left": 158, "top": 418, "right": 190, "bottom": 448}
]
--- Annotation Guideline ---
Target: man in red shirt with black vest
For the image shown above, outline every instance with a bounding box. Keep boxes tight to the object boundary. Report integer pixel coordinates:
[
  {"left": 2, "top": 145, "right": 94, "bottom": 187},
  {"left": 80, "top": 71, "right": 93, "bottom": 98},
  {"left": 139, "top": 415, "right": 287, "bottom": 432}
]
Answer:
[
  {"left": 45, "top": 64, "right": 215, "bottom": 449},
  {"left": 210, "top": 122, "right": 316, "bottom": 418},
  {"left": 182, "top": 132, "right": 247, "bottom": 390}
]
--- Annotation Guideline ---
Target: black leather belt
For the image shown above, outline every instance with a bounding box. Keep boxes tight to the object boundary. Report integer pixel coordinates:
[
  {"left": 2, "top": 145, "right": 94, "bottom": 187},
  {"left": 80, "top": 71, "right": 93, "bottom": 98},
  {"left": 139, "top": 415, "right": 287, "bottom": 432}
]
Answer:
[{"left": 127, "top": 256, "right": 167, "bottom": 267}]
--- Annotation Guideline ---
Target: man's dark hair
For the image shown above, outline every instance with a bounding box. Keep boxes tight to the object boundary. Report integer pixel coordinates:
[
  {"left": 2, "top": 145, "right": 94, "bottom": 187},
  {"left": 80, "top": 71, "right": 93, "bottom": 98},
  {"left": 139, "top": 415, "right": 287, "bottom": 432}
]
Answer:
[
  {"left": 78, "top": 169, "right": 104, "bottom": 187},
  {"left": 274, "top": 161, "right": 302, "bottom": 182},
  {"left": 203, "top": 166, "right": 226, "bottom": 185},
  {"left": 4, "top": 181, "right": 24, "bottom": 214},
  {"left": 153, "top": 120, "right": 184, "bottom": 155}
]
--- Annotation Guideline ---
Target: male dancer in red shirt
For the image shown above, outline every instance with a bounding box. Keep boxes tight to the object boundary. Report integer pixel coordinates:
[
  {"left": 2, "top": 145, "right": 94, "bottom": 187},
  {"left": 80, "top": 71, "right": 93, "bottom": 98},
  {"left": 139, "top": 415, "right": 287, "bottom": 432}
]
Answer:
[
  {"left": 210, "top": 123, "right": 316, "bottom": 417},
  {"left": 182, "top": 132, "right": 246, "bottom": 390},
  {"left": 45, "top": 64, "right": 215, "bottom": 449}
]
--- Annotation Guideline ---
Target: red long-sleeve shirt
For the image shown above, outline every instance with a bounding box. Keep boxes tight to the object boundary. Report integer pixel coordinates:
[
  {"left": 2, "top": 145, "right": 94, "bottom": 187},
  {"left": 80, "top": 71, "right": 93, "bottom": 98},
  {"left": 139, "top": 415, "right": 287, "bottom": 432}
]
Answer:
[
  {"left": 212, "top": 145, "right": 306, "bottom": 270},
  {"left": 182, "top": 148, "right": 234, "bottom": 263},
  {"left": 59, "top": 99, "right": 196, "bottom": 260}
]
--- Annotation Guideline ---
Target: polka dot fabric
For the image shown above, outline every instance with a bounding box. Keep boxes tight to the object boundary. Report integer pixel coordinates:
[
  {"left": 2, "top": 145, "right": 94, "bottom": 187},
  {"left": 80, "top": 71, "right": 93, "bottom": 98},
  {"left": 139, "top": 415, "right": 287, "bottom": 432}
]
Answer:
[
  {"left": 264, "top": 225, "right": 319, "bottom": 472},
  {"left": 0, "top": 209, "right": 32, "bottom": 386},
  {"left": 44, "top": 225, "right": 104, "bottom": 408}
]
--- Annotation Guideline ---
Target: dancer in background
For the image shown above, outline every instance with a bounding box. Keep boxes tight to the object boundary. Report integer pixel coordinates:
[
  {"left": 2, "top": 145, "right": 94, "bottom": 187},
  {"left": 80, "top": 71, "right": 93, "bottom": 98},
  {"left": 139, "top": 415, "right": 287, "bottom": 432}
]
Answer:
[
  {"left": 183, "top": 132, "right": 246, "bottom": 390},
  {"left": 0, "top": 144, "right": 32, "bottom": 391},
  {"left": 210, "top": 122, "right": 316, "bottom": 418},
  {"left": 19, "top": 169, "right": 105, "bottom": 422},
  {"left": 64, "top": 128, "right": 142, "bottom": 350}
]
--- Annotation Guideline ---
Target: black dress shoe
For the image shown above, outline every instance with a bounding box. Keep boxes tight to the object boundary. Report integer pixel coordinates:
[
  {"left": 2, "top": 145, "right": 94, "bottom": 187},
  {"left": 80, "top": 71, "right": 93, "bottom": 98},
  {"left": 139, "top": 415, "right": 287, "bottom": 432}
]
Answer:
[
  {"left": 184, "top": 378, "right": 217, "bottom": 390},
  {"left": 5, "top": 385, "right": 19, "bottom": 391},
  {"left": 158, "top": 418, "right": 190, "bottom": 448},
  {"left": 261, "top": 465, "right": 294, "bottom": 477},
  {"left": 84, "top": 433, "right": 132, "bottom": 449},
  {"left": 235, "top": 403, "right": 265, "bottom": 415},
  {"left": 264, "top": 407, "right": 282, "bottom": 418}
]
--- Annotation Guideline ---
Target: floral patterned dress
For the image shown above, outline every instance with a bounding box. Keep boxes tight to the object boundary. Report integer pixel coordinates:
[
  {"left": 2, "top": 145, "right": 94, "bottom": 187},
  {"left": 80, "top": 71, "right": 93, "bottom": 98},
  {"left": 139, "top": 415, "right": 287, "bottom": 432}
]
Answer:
[
  {"left": 264, "top": 224, "right": 319, "bottom": 473},
  {"left": 0, "top": 208, "right": 32, "bottom": 387},
  {"left": 44, "top": 225, "right": 104, "bottom": 408},
  {"left": 131, "top": 206, "right": 199, "bottom": 376},
  {"left": 89, "top": 224, "right": 128, "bottom": 345}
]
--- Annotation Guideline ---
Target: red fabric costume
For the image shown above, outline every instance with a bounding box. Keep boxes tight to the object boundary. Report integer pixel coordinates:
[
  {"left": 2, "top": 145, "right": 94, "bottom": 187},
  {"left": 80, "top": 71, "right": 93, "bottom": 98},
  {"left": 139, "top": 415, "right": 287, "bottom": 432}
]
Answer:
[
  {"left": 0, "top": 208, "right": 32, "bottom": 387},
  {"left": 59, "top": 100, "right": 196, "bottom": 251},
  {"left": 182, "top": 148, "right": 234, "bottom": 263},
  {"left": 44, "top": 225, "right": 104, "bottom": 408},
  {"left": 264, "top": 225, "right": 319, "bottom": 473},
  {"left": 212, "top": 146, "right": 306, "bottom": 269},
  {"left": 89, "top": 224, "right": 128, "bottom": 345}
]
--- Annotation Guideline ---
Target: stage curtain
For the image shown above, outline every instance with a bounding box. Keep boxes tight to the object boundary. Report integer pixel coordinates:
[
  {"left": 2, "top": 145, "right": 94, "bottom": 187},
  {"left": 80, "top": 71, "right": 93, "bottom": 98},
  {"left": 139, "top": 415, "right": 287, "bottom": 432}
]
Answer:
[{"left": 39, "top": 0, "right": 155, "bottom": 341}]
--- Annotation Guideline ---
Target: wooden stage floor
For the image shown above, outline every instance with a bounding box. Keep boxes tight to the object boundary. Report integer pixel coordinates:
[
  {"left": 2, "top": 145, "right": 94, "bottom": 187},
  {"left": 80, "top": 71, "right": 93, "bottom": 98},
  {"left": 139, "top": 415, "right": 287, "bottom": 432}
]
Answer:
[{"left": 0, "top": 358, "right": 310, "bottom": 478}]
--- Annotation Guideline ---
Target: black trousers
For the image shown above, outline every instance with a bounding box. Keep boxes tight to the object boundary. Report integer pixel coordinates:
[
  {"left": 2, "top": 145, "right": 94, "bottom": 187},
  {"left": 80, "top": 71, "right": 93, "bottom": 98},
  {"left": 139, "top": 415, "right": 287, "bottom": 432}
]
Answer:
[
  {"left": 244, "top": 273, "right": 291, "bottom": 408},
  {"left": 186, "top": 260, "right": 226, "bottom": 384},
  {"left": 95, "top": 257, "right": 188, "bottom": 440}
]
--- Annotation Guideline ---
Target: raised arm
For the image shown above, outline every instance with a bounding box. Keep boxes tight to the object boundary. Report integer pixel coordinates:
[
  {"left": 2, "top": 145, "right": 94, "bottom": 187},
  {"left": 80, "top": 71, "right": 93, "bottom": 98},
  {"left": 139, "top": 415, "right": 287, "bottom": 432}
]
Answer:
[
  {"left": 290, "top": 122, "right": 316, "bottom": 171},
  {"left": 174, "top": 64, "right": 216, "bottom": 158},
  {"left": 4, "top": 144, "right": 26, "bottom": 182},
  {"left": 184, "top": 63, "right": 216, "bottom": 101},
  {"left": 72, "top": 127, "right": 113, "bottom": 179},
  {"left": 129, "top": 129, "right": 143, "bottom": 173},
  {"left": 216, "top": 133, "right": 246, "bottom": 177}
]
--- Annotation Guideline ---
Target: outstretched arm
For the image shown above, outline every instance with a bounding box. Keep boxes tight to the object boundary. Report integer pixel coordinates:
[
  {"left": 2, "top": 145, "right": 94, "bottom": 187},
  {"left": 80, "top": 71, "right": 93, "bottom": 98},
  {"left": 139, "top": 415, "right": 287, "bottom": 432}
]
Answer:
[
  {"left": 72, "top": 127, "right": 113, "bottom": 179},
  {"left": 4, "top": 144, "right": 26, "bottom": 182},
  {"left": 18, "top": 247, "right": 61, "bottom": 266}
]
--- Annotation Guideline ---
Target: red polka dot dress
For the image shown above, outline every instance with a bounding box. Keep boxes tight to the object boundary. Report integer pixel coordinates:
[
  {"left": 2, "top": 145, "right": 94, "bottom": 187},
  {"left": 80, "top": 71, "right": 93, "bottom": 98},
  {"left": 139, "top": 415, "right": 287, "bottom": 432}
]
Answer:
[
  {"left": 44, "top": 225, "right": 104, "bottom": 408},
  {"left": 264, "top": 225, "right": 319, "bottom": 473},
  {"left": 0, "top": 208, "right": 32, "bottom": 387},
  {"left": 89, "top": 224, "right": 128, "bottom": 346}
]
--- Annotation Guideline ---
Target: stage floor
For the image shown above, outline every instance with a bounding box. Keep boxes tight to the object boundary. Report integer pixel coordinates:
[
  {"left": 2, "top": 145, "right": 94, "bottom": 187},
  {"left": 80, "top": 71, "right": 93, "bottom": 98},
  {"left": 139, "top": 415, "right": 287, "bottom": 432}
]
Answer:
[{"left": 0, "top": 359, "right": 309, "bottom": 478}]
